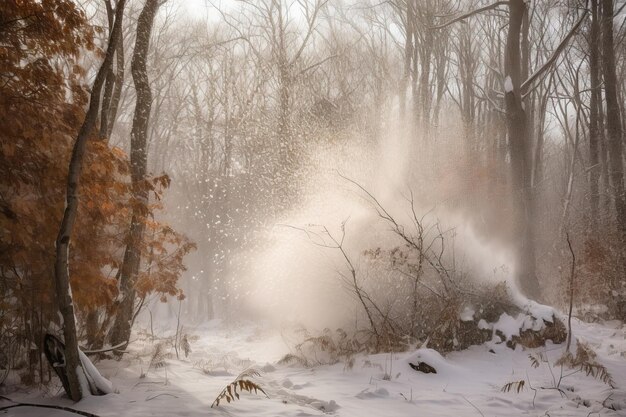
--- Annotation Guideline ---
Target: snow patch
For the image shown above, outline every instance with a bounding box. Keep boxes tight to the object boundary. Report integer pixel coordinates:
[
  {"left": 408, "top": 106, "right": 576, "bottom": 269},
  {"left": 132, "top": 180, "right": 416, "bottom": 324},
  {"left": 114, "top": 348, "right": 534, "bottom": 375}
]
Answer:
[
  {"left": 79, "top": 350, "right": 114, "bottom": 395},
  {"left": 504, "top": 76, "right": 513, "bottom": 93},
  {"left": 492, "top": 313, "right": 523, "bottom": 340},
  {"left": 522, "top": 300, "right": 556, "bottom": 323},
  {"left": 310, "top": 399, "right": 339, "bottom": 412},
  {"left": 10, "top": 320, "right": 626, "bottom": 417},
  {"left": 460, "top": 306, "right": 475, "bottom": 322},
  {"left": 261, "top": 362, "right": 276, "bottom": 373},
  {"left": 356, "top": 387, "right": 389, "bottom": 399},
  {"left": 76, "top": 365, "right": 92, "bottom": 398}
]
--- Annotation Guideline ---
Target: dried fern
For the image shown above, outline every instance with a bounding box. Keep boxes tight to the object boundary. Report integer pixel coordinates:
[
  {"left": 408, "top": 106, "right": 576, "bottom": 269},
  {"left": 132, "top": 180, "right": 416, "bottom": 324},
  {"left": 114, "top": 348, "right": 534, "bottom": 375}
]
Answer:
[
  {"left": 555, "top": 342, "right": 614, "bottom": 387},
  {"left": 282, "top": 328, "right": 362, "bottom": 367},
  {"left": 211, "top": 369, "right": 269, "bottom": 408},
  {"left": 299, "top": 334, "right": 336, "bottom": 354},
  {"left": 149, "top": 342, "right": 170, "bottom": 370},
  {"left": 501, "top": 380, "right": 525, "bottom": 393},
  {"left": 528, "top": 354, "right": 540, "bottom": 369},
  {"left": 580, "top": 362, "right": 614, "bottom": 386}
]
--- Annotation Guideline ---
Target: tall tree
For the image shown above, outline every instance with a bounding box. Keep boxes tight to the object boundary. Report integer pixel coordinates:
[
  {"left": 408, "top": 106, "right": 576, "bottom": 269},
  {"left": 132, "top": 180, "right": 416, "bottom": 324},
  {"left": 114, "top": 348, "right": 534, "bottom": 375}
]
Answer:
[
  {"left": 601, "top": 0, "right": 626, "bottom": 238},
  {"left": 588, "top": 0, "right": 603, "bottom": 225},
  {"left": 53, "top": 0, "right": 127, "bottom": 401},
  {"left": 99, "top": 0, "right": 125, "bottom": 141},
  {"left": 601, "top": 0, "right": 626, "bottom": 316},
  {"left": 504, "top": 0, "right": 540, "bottom": 298},
  {"left": 109, "top": 0, "right": 161, "bottom": 349}
]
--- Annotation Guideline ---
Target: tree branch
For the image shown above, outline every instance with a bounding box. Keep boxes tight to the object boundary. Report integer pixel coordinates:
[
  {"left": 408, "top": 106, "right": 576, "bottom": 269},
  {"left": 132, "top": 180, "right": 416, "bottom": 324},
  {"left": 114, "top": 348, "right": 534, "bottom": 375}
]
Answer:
[
  {"left": 0, "top": 397, "right": 100, "bottom": 417},
  {"left": 521, "top": 8, "right": 589, "bottom": 94},
  {"left": 431, "top": 1, "right": 509, "bottom": 30}
]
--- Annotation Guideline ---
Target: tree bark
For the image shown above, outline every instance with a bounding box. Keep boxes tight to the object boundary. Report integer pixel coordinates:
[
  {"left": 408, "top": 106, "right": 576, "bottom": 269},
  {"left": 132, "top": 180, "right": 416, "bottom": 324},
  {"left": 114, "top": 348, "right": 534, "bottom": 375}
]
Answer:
[
  {"left": 601, "top": 0, "right": 626, "bottom": 316},
  {"left": 54, "top": 0, "right": 127, "bottom": 401},
  {"left": 601, "top": 0, "right": 626, "bottom": 236},
  {"left": 588, "top": 0, "right": 602, "bottom": 226},
  {"left": 418, "top": 3, "right": 433, "bottom": 137},
  {"left": 106, "top": 36, "right": 125, "bottom": 139},
  {"left": 99, "top": 0, "right": 117, "bottom": 140},
  {"left": 109, "top": 0, "right": 160, "bottom": 349},
  {"left": 504, "top": 0, "right": 540, "bottom": 299}
]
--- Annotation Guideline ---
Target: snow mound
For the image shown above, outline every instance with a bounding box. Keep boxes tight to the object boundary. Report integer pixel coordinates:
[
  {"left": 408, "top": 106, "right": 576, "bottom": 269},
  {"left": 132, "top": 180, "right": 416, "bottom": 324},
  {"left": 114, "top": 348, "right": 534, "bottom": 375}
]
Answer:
[
  {"left": 504, "top": 75, "right": 513, "bottom": 92},
  {"left": 460, "top": 306, "right": 475, "bottom": 322},
  {"left": 356, "top": 387, "right": 389, "bottom": 399},
  {"left": 79, "top": 350, "right": 114, "bottom": 395},
  {"left": 521, "top": 300, "right": 557, "bottom": 323},
  {"left": 492, "top": 313, "right": 524, "bottom": 340},
  {"left": 404, "top": 348, "right": 459, "bottom": 376},
  {"left": 310, "top": 399, "right": 339, "bottom": 412},
  {"left": 261, "top": 363, "right": 276, "bottom": 373}
]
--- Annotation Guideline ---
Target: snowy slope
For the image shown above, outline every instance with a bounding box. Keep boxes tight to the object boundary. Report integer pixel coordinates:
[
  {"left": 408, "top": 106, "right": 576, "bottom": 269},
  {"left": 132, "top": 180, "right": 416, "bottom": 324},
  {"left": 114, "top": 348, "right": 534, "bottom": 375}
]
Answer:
[{"left": 3, "top": 318, "right": 626, "bottom": 417}]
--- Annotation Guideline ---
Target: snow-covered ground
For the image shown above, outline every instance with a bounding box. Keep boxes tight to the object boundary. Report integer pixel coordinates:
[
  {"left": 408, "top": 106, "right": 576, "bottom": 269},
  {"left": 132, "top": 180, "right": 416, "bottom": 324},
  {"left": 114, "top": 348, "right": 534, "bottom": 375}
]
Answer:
[{"left": 3, "top": 318, "right": 626, "bottom": 417}]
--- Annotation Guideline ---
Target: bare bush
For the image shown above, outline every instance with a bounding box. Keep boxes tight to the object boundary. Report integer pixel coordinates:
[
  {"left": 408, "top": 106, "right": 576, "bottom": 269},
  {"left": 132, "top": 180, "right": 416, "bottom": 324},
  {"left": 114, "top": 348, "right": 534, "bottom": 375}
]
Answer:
[
  {"left": 279, "top": 327, "right": 361, "bottom": 367},
  {"left": 291, "top": 177, "right": 567, "bottom": 354}
]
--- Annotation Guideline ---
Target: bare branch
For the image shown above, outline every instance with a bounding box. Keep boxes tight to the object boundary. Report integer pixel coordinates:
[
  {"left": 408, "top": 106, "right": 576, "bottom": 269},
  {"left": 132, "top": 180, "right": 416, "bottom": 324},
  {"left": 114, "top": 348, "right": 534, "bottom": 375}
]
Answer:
[
  {"left": 521, "top": 8, "right": 589, "bottom": 94},
  {"left": 431, "top": 1, "right": 509, "bottom": 30}
]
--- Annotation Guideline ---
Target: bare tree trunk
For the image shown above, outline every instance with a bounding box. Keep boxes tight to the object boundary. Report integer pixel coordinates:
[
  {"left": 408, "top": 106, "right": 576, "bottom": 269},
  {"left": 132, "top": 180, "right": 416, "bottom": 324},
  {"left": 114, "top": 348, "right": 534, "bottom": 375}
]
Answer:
[
  {"left": 601, "top": 0, "right": 626, "bottom": 236},
  {"left": 276, "top": 2, "right": 292, "bottom": 169},
  {"left": 588, "top": 0, "right": 602, "bottom": 227},
  {"left": 54, "top": 0, "right": 127, "bottom": 401},
  {"left": 109, "top": 0, "right": 160, "bottom": 350},
  {"left": 99, "top": 0, "right": 117, "bottom": 140},
  {"left": 400, "top": 0, "right": 414, "bottom": 122},
  {"left": 505, "top": 0, "right": 540, "bottom": 299},
  {"left": 418, "top": 6, "right": 433, "bottom": 138},
  {"left": 85, "top": 309, "right": 100, "bottom": 348},
  {"left": 532, "top": 90, "right": 549, "bottom": 188},
  {"left": 432, "top": 30, "right": 447, "bottom": 128},
  {"left": 601, "top": 0, "right": 626, "bottom": 316},
  {"left": 278, "top": 64, "right": 291, "bottom": 167},
  {"left": 106, "top": 36, "right": 125, "bottom": 139},
  {"left": 458, "top": 25, "right": 476, "bottom": 150}
]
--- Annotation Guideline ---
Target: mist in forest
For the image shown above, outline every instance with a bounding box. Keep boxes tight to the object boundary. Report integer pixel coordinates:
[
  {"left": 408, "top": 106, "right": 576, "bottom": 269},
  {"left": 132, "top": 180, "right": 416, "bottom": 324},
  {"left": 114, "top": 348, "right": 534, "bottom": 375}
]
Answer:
[
  {"left": 129, "top": 0, "right": 625, "bottom": 330},
  {"left": 3, "top": 0, "right": 626, "bottom": 401},
  {"left": 236, "top": 111, "right": 516, "bottom": 329}
]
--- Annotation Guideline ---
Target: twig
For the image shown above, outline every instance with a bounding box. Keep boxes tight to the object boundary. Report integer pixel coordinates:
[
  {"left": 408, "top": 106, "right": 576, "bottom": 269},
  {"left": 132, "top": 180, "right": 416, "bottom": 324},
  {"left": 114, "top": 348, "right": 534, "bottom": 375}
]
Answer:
[
  {"left": 80, "top": 341, "right": 128, "bottom": 354},
  {"left": 521, "top": 7, "right": 589, "bottom": 94},
  {"left": 146, "top": 393, "right": 179, "bottom": 401},
  {"left": 526, "top": 371, "right": 538, "bottom": 408},
  {"left": 460, "top": 394, "right": 485, "bottom": 417},
  {"left": 0, "top": 396, "right": 100, "bottom": 417},
  {"left": 431, "top": 1, "right": 509, "bottom": 30},
  {"left": 281, "top": 221, "right": 382, "bottom": 342}
]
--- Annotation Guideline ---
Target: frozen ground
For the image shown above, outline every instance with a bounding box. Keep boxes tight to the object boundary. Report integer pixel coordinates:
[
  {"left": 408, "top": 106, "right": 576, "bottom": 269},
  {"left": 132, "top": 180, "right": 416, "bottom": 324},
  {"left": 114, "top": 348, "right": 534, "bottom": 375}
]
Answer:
[{"left": 2, "top": 317, "right": 626, "bottom": 417}]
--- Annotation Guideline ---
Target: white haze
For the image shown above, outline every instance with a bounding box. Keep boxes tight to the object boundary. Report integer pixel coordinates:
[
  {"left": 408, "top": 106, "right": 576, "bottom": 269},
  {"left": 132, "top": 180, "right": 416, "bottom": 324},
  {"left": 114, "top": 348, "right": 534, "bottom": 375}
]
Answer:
[{"left": 238, "top": 110, "right": 519, "bottom": 330}]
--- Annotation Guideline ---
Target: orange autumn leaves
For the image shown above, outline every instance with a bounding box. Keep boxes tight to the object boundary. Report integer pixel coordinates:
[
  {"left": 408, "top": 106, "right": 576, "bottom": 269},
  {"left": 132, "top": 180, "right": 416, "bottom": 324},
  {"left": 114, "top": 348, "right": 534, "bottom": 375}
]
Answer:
[{"left": 1, "top": 1, "right": 193, "bottom": 328}]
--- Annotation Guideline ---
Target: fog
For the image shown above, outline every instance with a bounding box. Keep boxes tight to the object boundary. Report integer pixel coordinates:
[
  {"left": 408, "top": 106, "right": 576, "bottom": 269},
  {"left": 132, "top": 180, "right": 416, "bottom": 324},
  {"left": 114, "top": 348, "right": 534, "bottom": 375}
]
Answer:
[
  {"left": 101, "top": 0, "right": 625, "bottom": 340},
  {"left": 235, "top": 111, "right": 518, "bottom": 330}
]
